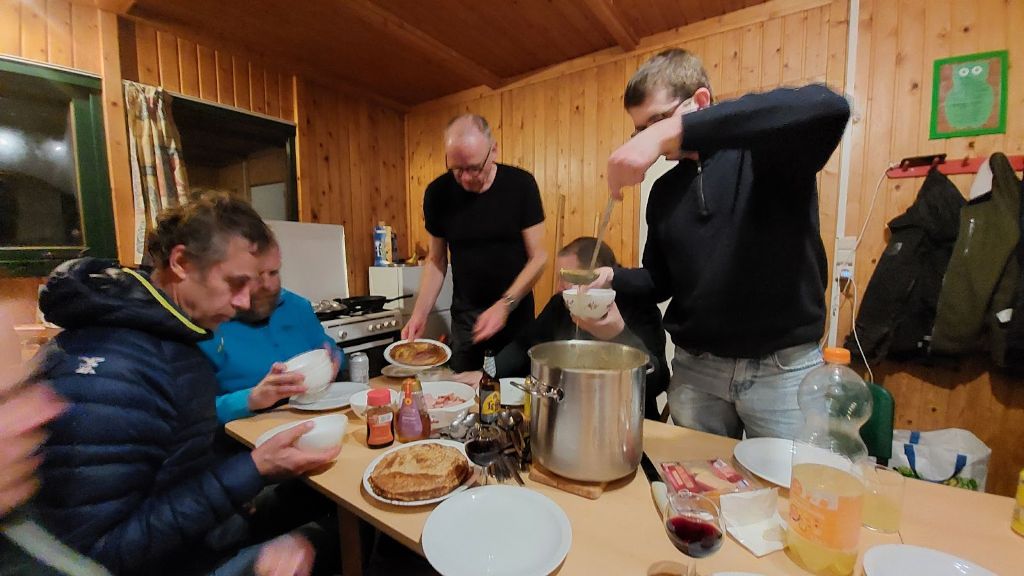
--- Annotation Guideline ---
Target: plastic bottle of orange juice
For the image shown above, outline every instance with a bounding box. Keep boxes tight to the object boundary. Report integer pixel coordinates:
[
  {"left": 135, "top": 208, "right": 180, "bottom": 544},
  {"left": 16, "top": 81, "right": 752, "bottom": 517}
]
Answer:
[{"left": 786, "top": 347, "right": 873, "bottom": 576}]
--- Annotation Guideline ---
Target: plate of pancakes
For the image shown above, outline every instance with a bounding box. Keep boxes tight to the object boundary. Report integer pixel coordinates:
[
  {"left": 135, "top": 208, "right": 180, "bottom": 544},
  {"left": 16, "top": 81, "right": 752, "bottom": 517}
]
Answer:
[
  {"left": 363, "top": 439, "right": 474, "bottom": 506},
  {"left": 384, "top": 339, "right": 451, "bottom": 369}
]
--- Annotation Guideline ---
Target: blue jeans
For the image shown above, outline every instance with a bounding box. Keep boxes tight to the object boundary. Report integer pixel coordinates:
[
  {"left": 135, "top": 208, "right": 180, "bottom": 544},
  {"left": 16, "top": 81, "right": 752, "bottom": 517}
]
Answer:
[{"left": 667, "top": 342, "right": 823, "bottom": 440}]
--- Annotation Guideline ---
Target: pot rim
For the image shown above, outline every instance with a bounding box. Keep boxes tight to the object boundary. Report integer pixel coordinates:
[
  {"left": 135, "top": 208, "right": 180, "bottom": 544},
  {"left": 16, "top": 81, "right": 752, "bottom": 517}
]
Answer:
[{"left": 526, "top": 339, "right": 649, "bottom": 373}]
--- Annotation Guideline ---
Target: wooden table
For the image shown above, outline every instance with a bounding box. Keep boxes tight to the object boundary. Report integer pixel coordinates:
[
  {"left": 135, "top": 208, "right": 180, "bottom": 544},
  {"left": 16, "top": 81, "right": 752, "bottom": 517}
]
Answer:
[{"left": 225, "top": 376, "right": 1021, "bottom": 575}]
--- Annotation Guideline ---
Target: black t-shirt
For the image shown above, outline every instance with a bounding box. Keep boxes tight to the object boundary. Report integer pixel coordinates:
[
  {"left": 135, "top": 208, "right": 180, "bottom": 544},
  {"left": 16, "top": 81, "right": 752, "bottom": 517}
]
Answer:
[{"left": 423, "top": 164, "right": 544, "bottom": 309}]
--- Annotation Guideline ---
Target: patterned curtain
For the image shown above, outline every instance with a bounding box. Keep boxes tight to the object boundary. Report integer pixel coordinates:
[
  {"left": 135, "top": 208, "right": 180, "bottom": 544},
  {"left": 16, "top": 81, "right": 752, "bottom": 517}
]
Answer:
[{"left": 123, "top": 81, "right": 189, "bottom": 265}]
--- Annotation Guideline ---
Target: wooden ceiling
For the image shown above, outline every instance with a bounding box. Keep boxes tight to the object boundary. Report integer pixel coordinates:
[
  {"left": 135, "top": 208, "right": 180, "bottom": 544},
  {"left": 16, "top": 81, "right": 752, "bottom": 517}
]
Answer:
[{"left": 111, "top": 0, "right": 770, "bottom": 108}]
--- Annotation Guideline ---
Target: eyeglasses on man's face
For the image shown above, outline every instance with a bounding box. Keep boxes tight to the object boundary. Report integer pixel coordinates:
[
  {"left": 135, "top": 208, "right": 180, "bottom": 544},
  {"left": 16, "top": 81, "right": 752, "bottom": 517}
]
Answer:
[
  {"left": 630, "top": 97, "right": 695, "bottom": 139},
  {"left": 446, "top": 146, "right": 492, "bottom": 176}
]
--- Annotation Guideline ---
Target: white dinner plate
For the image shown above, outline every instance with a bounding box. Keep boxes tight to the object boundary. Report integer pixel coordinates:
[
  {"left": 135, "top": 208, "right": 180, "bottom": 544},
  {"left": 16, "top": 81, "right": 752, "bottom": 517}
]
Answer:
[
  {"left": 288, "top": 381, "right": 368, "bottom": 411},
  {"left": 863, "top": 544, "right": 995, "bottom": 576},
  {"left": 384, "top": 338, "right": 452, "bottom": 369},
  {"left": 732, "top": 437, "right": 795, "bottom": 488},
  {"left": 362, "top": 439, "right": 474, "bottom": 507},
  {"left": 499, "top": 377, "right": 526, "bottom": 406},
  {"left": 422, "top": 485, "right": 572, "bottom": 576}
]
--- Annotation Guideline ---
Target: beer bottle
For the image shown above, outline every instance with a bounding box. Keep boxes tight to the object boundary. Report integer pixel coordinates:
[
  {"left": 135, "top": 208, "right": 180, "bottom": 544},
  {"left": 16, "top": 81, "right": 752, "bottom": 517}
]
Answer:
[{"left": 479, "top": 350, "right": 501, "bottom": 425}]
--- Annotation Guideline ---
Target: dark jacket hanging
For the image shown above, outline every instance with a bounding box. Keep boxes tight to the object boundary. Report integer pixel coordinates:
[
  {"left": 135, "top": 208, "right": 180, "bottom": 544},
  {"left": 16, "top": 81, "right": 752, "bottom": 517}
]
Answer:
[
  {"left": 846, "top": 168, "right": 964, "bottom": 362},
  {"left": 931, "top": 153, "right": 1021, "bottom": 358},
  {"left": 1001, "top": 178, "right": 1024, "bottom": 371}
]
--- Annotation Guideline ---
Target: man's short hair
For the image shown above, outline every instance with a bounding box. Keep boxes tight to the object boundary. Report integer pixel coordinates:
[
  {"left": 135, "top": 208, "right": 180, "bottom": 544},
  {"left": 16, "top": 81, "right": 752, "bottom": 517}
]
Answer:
[
  {"left": 445, "top": 114, "right": 493, "bottom": 143},
  {"left": 559, "top": 236, "right": 618, "bottom": 269},
  {"left": 624, "top": 48, "right": 711, "bottom": 108},
  {"left": 146, "top": 190, "right": 274, "bottom": 271}
]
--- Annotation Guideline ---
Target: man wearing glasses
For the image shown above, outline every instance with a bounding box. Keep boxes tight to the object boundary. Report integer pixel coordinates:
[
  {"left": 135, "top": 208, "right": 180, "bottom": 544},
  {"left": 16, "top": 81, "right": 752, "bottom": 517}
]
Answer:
[
  {"left": 403, "top": 114, "right": 546, "bottom": 372},
  {"left": 591, "top": 49, "right": 851, "bottom": 441}
]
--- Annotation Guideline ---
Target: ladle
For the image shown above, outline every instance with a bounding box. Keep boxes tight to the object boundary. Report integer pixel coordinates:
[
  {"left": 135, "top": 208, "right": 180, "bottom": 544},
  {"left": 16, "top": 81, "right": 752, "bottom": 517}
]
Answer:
[{"left": 558, "top": 195, "right": 615, "bottom": 286}]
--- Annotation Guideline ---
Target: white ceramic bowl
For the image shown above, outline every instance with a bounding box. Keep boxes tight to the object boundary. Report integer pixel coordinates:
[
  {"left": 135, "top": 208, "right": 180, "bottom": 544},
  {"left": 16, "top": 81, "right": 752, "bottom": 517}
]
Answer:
[
  {"left": 254, "top": 413, "right": 348, "bottom": 452},
  {"left": 349, "top": 388, "right": 401, "bottom": 419},
  {"left": 285, "top": 349, "right": 334, "bottom": 401},
  {"left": 416, "top": 381, "right": 476, "bottom": 429},
  {"left": 562, "top": 288, "right": 615, "bottom": 319}
]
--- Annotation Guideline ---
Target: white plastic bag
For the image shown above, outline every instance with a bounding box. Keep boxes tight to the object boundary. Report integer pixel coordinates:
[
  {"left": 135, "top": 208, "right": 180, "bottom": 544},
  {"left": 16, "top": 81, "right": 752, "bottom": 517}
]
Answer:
[{"left": 890, "top": 428, "right": 991, "bottom": 491}]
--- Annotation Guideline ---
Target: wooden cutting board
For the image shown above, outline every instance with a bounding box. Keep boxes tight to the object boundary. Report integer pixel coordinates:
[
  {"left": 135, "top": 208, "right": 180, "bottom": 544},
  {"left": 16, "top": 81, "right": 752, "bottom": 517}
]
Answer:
[{"left": 528, "top": 462, "right": 608, "bottom": 499}]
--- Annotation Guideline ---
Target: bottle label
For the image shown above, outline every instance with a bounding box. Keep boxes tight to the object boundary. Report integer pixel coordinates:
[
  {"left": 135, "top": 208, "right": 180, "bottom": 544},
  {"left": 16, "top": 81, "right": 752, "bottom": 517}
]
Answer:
[
  {"left": 481, "top": 390, "right": 500, "bottom": 421},
  {"left": 789, "top": 471, "right": 862, "bottom": 550},
  {"left": 398, "top": 406, "right": 425, "bottom": 438},
  {"left": 367, "top": 412, "right": 394, "bottom": 446}
]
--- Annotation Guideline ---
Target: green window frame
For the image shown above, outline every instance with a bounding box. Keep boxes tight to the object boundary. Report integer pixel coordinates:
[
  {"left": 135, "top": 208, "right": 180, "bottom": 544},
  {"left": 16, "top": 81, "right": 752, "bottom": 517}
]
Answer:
[{"left": 0, "top": 57, "right": 116, "bottom": 277}]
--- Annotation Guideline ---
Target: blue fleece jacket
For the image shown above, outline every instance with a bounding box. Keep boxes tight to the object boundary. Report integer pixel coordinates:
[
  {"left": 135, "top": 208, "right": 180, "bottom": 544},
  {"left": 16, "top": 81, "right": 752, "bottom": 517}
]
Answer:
[{"left": 198, "top": 288, "right": 344, "bottom": 423}]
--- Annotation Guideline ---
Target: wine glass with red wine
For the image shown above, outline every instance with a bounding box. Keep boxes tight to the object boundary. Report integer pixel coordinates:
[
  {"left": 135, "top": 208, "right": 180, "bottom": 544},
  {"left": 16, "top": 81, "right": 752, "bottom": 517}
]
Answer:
[
  {"left": 464, "top": 425, "right": 503, "bottom": 485},
  {"left": 664, "top": 490, "right": 724, "bottom": 570}
]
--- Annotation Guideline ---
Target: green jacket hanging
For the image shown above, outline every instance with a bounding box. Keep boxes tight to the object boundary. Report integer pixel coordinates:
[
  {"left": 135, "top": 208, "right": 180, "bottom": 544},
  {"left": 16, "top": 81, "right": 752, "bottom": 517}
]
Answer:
[{"left": 931, "top": 153, "right": 1022, "bottom": 359}]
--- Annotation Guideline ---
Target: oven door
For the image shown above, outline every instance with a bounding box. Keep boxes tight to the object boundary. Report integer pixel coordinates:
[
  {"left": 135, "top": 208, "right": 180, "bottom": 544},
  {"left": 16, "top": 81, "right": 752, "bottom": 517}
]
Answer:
[{"left": 334, "top": 332, "right": 399, "bottom": 378}]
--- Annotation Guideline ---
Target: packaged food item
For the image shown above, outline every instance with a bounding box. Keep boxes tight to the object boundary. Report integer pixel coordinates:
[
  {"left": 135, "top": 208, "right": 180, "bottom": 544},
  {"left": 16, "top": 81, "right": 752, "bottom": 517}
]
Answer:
[
  {"left": 366, "top": 388, "right": 395, "bottom": 449},
  {"left": 658, "top": 458, "right": 760, "bottom": 501},
  {"left": 395, "top": 379, "right": 430, "bottom": 443}
]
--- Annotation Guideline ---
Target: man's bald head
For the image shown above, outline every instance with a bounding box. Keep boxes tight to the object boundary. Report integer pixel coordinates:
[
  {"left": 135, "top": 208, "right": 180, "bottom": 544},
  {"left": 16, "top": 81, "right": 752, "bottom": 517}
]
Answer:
[{"left": 444, "top": 114, "right": 498, "bottom": 193}]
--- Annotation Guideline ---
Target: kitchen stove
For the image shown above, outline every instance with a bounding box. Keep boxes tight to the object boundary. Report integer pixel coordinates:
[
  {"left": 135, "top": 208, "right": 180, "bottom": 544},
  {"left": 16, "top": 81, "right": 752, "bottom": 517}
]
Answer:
[{"left": 320, "top": 307, "right": 402, "bottom": 378}]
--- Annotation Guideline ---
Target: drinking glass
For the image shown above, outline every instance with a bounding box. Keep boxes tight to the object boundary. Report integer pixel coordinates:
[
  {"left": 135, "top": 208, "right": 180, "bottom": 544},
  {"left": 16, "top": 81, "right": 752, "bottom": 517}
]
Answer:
[
  {"left": 464, "top": 425, "right": 503, "bottom": 485},
  {"left": 862, "top": 464, "right": 905, "bottom": 533},
  {"left": 664, "top": 491, "right": 724, "bottom": 573}
]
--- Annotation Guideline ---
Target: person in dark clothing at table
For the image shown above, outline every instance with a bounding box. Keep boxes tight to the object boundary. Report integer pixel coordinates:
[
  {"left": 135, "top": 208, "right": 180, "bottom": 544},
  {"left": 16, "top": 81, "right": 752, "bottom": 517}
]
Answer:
[
  {"left": 33, "top": 192, "right": 338, "bottom": 576},
  {"left": 592, "top": 49, "right": 851, "bottom": 440},
  {"left": 454, "top": 237, "right": 669, "bottom": 420},
  {"left": 402, "top": 114, "right": 548, "bottom": 372}
]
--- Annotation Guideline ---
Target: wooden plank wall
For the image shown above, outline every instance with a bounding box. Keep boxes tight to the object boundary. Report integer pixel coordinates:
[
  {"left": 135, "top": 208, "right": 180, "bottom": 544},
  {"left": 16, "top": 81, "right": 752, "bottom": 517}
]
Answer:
[
  {"left": 0, "top": 0, "right": 102, "bottom": 74},
  {"left": 405, "top": 0, "right": 845, "bottom": 316},
  {"left": 0, "top": 0, "right": 106, "bottom": 320},
  {"left": 115, "top": 20, "right": 408, "bottom": 298},
  {"left": 840, "top": 0, "right": 1024, "bottom": 498},
  {"left": 121, "top": 20, "right": 295, "bottom": 122},
  {"left": 294, "top": 80, "right": 408, "bottom": 297}
]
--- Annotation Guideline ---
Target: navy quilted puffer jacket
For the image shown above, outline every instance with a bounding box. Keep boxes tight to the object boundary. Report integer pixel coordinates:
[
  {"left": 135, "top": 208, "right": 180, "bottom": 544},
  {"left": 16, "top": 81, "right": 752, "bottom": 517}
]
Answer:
[{"left": 34, "top": 258, "right": 265, "bottom": 575}]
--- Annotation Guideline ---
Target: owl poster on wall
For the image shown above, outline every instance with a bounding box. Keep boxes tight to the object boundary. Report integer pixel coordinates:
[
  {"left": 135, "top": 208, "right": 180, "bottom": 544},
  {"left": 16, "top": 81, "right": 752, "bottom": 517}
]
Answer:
[{"left": 930, "top": 50, "right": 1008, "bottom": 139}]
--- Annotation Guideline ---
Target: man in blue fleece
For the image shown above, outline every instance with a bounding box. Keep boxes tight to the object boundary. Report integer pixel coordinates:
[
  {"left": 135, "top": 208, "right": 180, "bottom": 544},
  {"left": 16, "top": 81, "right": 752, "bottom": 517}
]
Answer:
[
  {"left": 594, "top": 49, "right": 851, "bottom": 440},
  {"left": 199, "top": 240, "right": 344, "bottom": 424}
]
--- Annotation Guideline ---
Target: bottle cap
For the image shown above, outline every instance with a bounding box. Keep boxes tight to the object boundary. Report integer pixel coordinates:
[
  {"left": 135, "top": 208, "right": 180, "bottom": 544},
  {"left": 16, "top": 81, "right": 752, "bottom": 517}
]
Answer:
[
  {"left": 823, "top": 347, "right": 851, "bottom": 365},
  {"left": 367, "top": 388, "right": 391, "bottom": 406}
]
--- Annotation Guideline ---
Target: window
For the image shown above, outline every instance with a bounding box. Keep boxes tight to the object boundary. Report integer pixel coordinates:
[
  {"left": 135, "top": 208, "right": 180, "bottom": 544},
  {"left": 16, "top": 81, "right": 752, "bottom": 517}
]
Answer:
[
  {"left": 173, "top": 97, "right": 298, "bottom": 221},
  {"left": 0, "top": 58, "right": 115, "bottom": 276}
]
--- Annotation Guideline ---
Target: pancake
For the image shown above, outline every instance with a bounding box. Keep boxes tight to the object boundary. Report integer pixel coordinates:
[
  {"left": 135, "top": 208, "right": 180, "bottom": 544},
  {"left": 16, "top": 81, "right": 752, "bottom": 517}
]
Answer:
[
  {"left": 391, "top": 341, "right": 447, "bottom": 366},
  {"left": 368, "top": 443, "right": 469, "bottom": 502}
]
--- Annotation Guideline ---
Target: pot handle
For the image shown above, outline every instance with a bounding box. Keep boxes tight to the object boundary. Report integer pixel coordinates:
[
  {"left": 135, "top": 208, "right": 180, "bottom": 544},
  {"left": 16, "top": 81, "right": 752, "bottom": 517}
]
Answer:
[
  {"left": 510, "top": 376, "right": 563, "bottom": 402},
  {"left": 645, "top": 362, "right": 655, "bottom": 375}
]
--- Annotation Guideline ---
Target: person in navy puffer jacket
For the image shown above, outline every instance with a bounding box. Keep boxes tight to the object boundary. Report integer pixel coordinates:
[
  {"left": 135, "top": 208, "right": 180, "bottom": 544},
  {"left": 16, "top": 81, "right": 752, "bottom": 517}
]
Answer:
[{"left": 33, "top": 192, "right": 340, "bottom": 576}]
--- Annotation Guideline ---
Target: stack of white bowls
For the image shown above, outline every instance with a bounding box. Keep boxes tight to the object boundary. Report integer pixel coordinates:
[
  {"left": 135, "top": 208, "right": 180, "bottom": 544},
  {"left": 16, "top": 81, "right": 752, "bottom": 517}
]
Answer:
[{"left": 284, "top": 349, "right": 335, "bottom": 404}]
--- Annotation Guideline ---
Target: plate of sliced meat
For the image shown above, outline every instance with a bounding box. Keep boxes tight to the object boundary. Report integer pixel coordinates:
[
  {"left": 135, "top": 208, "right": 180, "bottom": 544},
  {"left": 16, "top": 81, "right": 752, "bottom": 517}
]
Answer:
[{"left": 384, "top": 339, "right": 451, "bottom": 368}]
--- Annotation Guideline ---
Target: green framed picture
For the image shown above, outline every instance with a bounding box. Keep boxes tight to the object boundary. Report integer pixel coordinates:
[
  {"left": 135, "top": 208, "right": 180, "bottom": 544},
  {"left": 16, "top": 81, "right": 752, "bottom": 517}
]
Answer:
[{"left": 930, "top": 50, "right": 1008, "bottom": 140}]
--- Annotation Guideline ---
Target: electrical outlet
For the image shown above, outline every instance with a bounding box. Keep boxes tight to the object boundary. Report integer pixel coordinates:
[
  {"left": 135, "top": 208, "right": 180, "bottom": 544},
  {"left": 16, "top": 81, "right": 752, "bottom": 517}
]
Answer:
[
  {"left": 835, "top": 236, "right": 856, "bottom": 289},
  {"left": 835, "top": 236, "right": 856, "bottom": 270}
]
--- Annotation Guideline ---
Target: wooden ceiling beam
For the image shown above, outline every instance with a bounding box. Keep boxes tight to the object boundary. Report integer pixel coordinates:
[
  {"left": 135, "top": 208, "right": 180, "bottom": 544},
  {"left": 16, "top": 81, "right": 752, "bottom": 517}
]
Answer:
[
  {"left": 341, "top": 0, "right": 503, "bottom": 89},
  {"left": 581, "top": 0, "right": 639, "bottom": 52},
  {"left": 90, "top": 0, "right": 137, "bottom": 14}
]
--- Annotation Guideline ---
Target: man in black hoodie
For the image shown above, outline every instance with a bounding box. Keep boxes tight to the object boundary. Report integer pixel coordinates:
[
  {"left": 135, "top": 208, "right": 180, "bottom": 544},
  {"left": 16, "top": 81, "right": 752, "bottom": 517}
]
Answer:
[
  {"left": 34, "top": 192, "right": 338, "bottom": 575},
  {"left": 592, "top": 49, "right": 850, "bottom": 440}
]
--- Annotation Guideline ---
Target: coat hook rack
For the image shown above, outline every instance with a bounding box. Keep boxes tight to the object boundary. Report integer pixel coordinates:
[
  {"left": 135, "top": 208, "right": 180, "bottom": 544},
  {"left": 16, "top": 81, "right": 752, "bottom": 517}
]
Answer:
[{"left": 886, "top": 153, "right": 1024, "bottom": 179}]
